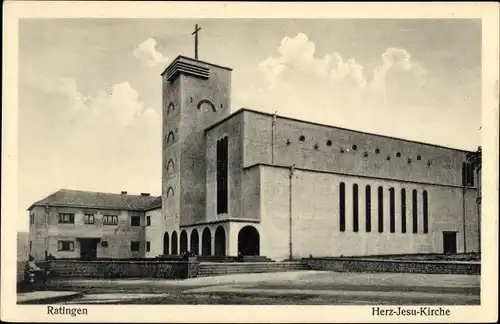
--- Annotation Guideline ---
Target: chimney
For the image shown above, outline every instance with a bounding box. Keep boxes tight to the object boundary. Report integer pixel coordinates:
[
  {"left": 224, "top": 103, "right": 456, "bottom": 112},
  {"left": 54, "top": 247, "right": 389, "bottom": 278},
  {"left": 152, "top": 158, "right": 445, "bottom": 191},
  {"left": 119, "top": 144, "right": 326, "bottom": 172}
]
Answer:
[
  {"left": 121, "top": 191, "right": 127, "bottom": 195},
  {"left": 141, "top": 193, "right": 150, "bottom": 196}
]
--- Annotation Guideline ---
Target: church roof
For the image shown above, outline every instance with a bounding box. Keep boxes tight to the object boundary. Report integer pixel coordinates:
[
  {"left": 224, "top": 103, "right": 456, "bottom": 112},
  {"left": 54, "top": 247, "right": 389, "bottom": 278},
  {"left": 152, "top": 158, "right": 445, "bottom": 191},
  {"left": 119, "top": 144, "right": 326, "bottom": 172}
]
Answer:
[{"left": 28, "top": 189, "right": 161, "bottom": 211}]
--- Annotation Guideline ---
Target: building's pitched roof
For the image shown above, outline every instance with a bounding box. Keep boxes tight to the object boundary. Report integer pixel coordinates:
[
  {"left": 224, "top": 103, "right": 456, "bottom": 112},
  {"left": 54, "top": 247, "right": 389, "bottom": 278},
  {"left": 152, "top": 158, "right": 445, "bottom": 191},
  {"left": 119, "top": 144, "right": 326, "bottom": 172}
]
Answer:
[
  {"left": 145, "top": 196, "right": 162, "bottom": 211},
  {"left": 29, "top": 189, "right": 161, "bottom": 211}
]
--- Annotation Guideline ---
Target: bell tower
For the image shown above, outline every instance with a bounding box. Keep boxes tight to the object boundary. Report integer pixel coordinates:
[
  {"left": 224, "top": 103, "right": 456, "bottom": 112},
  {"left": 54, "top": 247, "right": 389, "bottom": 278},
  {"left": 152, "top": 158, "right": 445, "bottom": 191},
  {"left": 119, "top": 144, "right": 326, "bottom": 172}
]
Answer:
[{"left": 161, "top": 54, "right": 232, "bottom": 232}]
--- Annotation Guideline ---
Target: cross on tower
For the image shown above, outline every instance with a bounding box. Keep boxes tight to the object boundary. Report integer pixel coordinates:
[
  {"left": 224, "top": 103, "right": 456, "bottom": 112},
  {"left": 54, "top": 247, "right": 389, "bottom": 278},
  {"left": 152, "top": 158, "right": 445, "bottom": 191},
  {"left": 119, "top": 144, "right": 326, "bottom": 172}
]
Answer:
[{"left": 191, "top": 24, "right": 202, "bottom": 60}]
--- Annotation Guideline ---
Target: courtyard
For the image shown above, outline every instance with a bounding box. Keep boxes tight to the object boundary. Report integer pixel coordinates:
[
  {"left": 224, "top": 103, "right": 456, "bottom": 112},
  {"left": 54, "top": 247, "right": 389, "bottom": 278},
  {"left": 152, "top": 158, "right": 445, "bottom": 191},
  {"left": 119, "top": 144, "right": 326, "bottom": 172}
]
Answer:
[{"left": 26, "top": 271, "right": 480, "bottom": 305}]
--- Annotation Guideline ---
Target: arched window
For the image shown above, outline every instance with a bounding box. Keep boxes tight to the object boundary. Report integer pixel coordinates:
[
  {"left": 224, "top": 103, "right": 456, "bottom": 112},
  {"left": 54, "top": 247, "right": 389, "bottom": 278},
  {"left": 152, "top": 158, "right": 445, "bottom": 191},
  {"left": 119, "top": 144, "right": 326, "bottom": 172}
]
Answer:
[
  {"left": 352, "top": 184, "right": 359, "bottom": 232},
  {"left": 167, "top": 159, "right": 175, "bottom": 174},
  {"left": 167, "top": 102, "right": 175, "bottom": 115},
  {"left": 167, "top": 186, "right": 174, "bottom": 198},
  {"left": 339, "top": 182, "right": 345, "bottom": 232},
  {"left": 378, "top": 186, "right": 384, "bottom": 233},
  {"left": 167, "top": 131, "right": 175, "bottom": 144},
  {"left": 389, "top": 188, "right": 395, "bottom": 233},
  {"left": 423, "top": 190, "right": 429, "bottom": 234},
  {"left": 365, "top": 185, "right": 371, "bottom": 232},
  {"left": 412, "top": 189, "right": 418, "bottom": 233},
  {"left": 401, "top": 189, "right": 407, "bottom": 233}
]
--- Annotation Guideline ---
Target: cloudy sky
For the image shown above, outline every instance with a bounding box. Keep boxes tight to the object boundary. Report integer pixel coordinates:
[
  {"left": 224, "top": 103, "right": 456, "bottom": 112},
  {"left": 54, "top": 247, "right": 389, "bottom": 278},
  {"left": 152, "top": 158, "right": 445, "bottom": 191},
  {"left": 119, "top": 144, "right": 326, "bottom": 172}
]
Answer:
[{"left": 18, "top": 19, "right": 481, "bottom": 232}]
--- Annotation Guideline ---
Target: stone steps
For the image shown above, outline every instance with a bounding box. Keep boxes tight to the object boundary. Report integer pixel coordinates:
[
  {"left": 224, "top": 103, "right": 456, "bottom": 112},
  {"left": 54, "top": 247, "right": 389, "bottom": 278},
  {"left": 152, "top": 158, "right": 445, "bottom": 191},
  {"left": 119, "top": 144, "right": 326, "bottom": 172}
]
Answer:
[{"left": 198, "top": 262, "right": 311, "bottom": 277}]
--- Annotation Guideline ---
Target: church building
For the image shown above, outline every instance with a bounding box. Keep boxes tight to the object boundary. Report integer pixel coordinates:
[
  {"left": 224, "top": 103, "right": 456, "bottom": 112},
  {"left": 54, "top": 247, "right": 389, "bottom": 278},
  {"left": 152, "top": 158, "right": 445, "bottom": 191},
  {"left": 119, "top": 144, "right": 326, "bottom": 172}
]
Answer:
[{"left": 27, "top": 54, "right": 480, "bottom": 261}]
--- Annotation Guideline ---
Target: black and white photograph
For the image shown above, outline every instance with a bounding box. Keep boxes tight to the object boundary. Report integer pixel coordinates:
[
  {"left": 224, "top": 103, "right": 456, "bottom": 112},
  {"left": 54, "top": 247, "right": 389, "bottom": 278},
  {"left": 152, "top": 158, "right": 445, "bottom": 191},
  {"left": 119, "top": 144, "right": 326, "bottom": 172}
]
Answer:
[{"left": 2, "top": 1, "right": 498, "bottom": 323}]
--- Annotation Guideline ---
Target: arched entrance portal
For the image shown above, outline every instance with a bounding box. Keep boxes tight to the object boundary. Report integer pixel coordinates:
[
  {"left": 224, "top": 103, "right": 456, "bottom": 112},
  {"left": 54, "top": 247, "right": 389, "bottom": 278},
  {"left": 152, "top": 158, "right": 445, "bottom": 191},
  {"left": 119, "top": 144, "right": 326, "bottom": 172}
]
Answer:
[
  {"left": 201, "top": 228, "right": 211, "bottom": 256},
  {"left": 214, "top": 226, "right": 226, "bottom": 256},
  {"left": 238, "top": 226, "right": 260, "bottom": 256},
  {"left": 180, "top": 230, "right": 188, "bottom": 254},
  {"left": 163, "top": 232, "right": 169, "bottom": 255},
  {"left": 190, "top": 229, "right": 199, "bottom": 255},
  {"left": 171, "top": 231, "right": 178, "bottom": 255}
]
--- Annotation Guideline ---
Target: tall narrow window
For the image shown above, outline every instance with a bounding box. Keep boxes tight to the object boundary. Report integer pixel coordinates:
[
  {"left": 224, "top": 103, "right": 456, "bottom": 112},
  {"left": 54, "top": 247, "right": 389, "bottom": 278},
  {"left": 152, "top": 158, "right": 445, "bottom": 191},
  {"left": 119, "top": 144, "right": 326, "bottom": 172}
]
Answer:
[
  {"left": 462, "top": 161, "right": 476, "bottom": 187},
  {"left": 365, "top": 185, "right": 371, "bottom": 232},
  {"left": 401, "top": 189, "right": 407, "bottom": 233},
  {"left": 423, "top": 190, "right": 429, "bottom": 234},
  {"left": 412, "top": 189, "right": 418, "bottom": 233},
  {"left": 378, "top": 186, "right": 384, "bottom": 233},
  {"left": 389, "top": 188, "right": 395, "bottom": 233},
  {"left": 352, "top": 184, "right": 359, "bottom": 232},
  {"left": 217, "top": 136, "right": 229, "bottom": 214},
  {"left": 339, "top": 182, "right": 345, "bottom": 232}
]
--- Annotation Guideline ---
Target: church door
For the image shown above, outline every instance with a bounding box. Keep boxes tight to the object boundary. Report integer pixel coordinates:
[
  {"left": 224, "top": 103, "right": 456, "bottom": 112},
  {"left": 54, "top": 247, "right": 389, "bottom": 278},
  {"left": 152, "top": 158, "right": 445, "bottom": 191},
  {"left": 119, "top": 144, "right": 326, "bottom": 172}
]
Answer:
[
  {"left": 443, "top": 231, "right": 457, "bottom": 254},
  {"left": 237, "top": 226, "right": 260, "bottom": 256}
]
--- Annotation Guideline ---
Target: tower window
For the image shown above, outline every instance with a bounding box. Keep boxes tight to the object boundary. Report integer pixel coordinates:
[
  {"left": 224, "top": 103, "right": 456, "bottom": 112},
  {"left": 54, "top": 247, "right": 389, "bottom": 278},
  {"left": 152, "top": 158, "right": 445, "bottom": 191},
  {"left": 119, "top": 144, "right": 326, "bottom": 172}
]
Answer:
[
  {"left": 217, "top": 136, "right": 229, "bottom": 214},
  {"left": 408, "top": 158, "right": 412, "bottom": 164},
  {"left": 396, "top": 152, "right": 401, "bottom": 157},
  {"left": 352, "top": 145, "right": 358, "bottom": 151},
  {"left": 339, "top": 182, "right": 345, "bottom": 232},
  {"left": 299, "top": 135, "right": 305, "bottom": 142},
  {"left": 314, "top": 144, "right": 319, "bottom": 150},
  {"left": 427, "top": 160, "right": 432, "bottom": 167},
  {"left": 364, "top": 152, "right": 368, "bottom": 157},
  {"left": 340, "top": 148, "right": 345, "bottom": 153},
  {"left": 386, "top": 155, "right": 391, "bottom": 161},
  {"left": 375, "top": 148, "right": 380, "bottom": 154},
  {"left": 286, "top": 139, "right": 291, "bottom": 145},
  {"left": 417, "top": 155, "right": 422, "bottom": 160},
  {"left": 326, "top": 140, "right": 332, "bottom": 146}
]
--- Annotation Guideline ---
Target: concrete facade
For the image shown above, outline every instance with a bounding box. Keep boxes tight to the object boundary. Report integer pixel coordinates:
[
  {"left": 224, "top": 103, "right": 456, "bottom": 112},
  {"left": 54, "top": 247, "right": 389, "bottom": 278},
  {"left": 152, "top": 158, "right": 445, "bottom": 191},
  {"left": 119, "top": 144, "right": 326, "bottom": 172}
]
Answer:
[
  {"left": 159, "top": 57, "right": 479, "bottom": 260},
  {"left": 28, "top": 205, "right": 146, "bottom": 260}
]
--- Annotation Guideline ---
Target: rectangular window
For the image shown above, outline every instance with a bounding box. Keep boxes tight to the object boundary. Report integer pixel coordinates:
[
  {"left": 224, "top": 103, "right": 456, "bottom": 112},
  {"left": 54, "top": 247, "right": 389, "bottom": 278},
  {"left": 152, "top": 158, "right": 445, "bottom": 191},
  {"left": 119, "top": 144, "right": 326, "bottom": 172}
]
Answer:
[
  {"left": 389, "top": 188, "right": 395, "bottom": 233},
  {"left": 146, "top": 216, "right": 151, "bottom": 226},
  {"left": 412, "top": 189, "right": 418, "bottom": 233},
  {"left": 216, "top": 136, "right": 229, "bottom": 214},
  {"left": 58, "top": 241, "right": 74, "bottom": 251},
  {"left": 378, "top": 187, "right": 384, "bottom": 233},
  {"left": 30, "top": 213, "right": 34, "bottom": 225},
  {"left": 131, "top": 241, "right": 140, "bottom": 252},
  {"left": 401, "top": 189, "right": 407, "bottom": 233},
  {"left": 423, "top": 191, "right": 429, "bottom": 234},
  {"left": 83, "top": 214, "right": 95, "bottom": 224},
  {"left": 131, "top": 216, "right": 140, "bottom": 226},
  {"left": 352, "top": 184, "right": 359, "bottom": 232},
  {"left": 29, "top": 241, "right": 32, "bottom": 252},
  {"left": 146, "top": 241, "right": 151, "bottom": 252},
  {"left": 103, "top": 215, "right": 118, "bottom": 225},
  {"left": 58, "top": 213, "right": 75, "bottom": 224},
  {"left": 339, "top": 182, "right": 345, "bottom": 232},
  {"left": 365, "top": 185, "right": 371, "bottom": 232}
]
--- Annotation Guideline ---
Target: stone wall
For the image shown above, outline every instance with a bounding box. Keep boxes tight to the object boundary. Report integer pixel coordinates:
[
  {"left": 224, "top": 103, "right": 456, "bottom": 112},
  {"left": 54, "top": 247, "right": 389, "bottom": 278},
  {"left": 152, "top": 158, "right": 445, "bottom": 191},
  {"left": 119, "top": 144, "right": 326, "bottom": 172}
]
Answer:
[
  {"left": 47, "top": 259, "right": 199, "bottom": 279},
  {"left": 304, "top": 257, "right": 480, "bottom": 275}
]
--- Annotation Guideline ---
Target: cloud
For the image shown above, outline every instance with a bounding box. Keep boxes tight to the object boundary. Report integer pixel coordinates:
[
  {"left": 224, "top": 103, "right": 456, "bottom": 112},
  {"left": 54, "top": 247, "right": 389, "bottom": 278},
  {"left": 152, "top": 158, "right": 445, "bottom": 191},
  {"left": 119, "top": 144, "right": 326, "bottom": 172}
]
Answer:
[
  {"left": 133, "top": 38, "right": 169, "bottom": 67},
  {"left": 234, "top": 32, "right": 431, "bottom": 138},
  {"left": 19, "top": 78, "right": 162, "bottom": 217}
]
